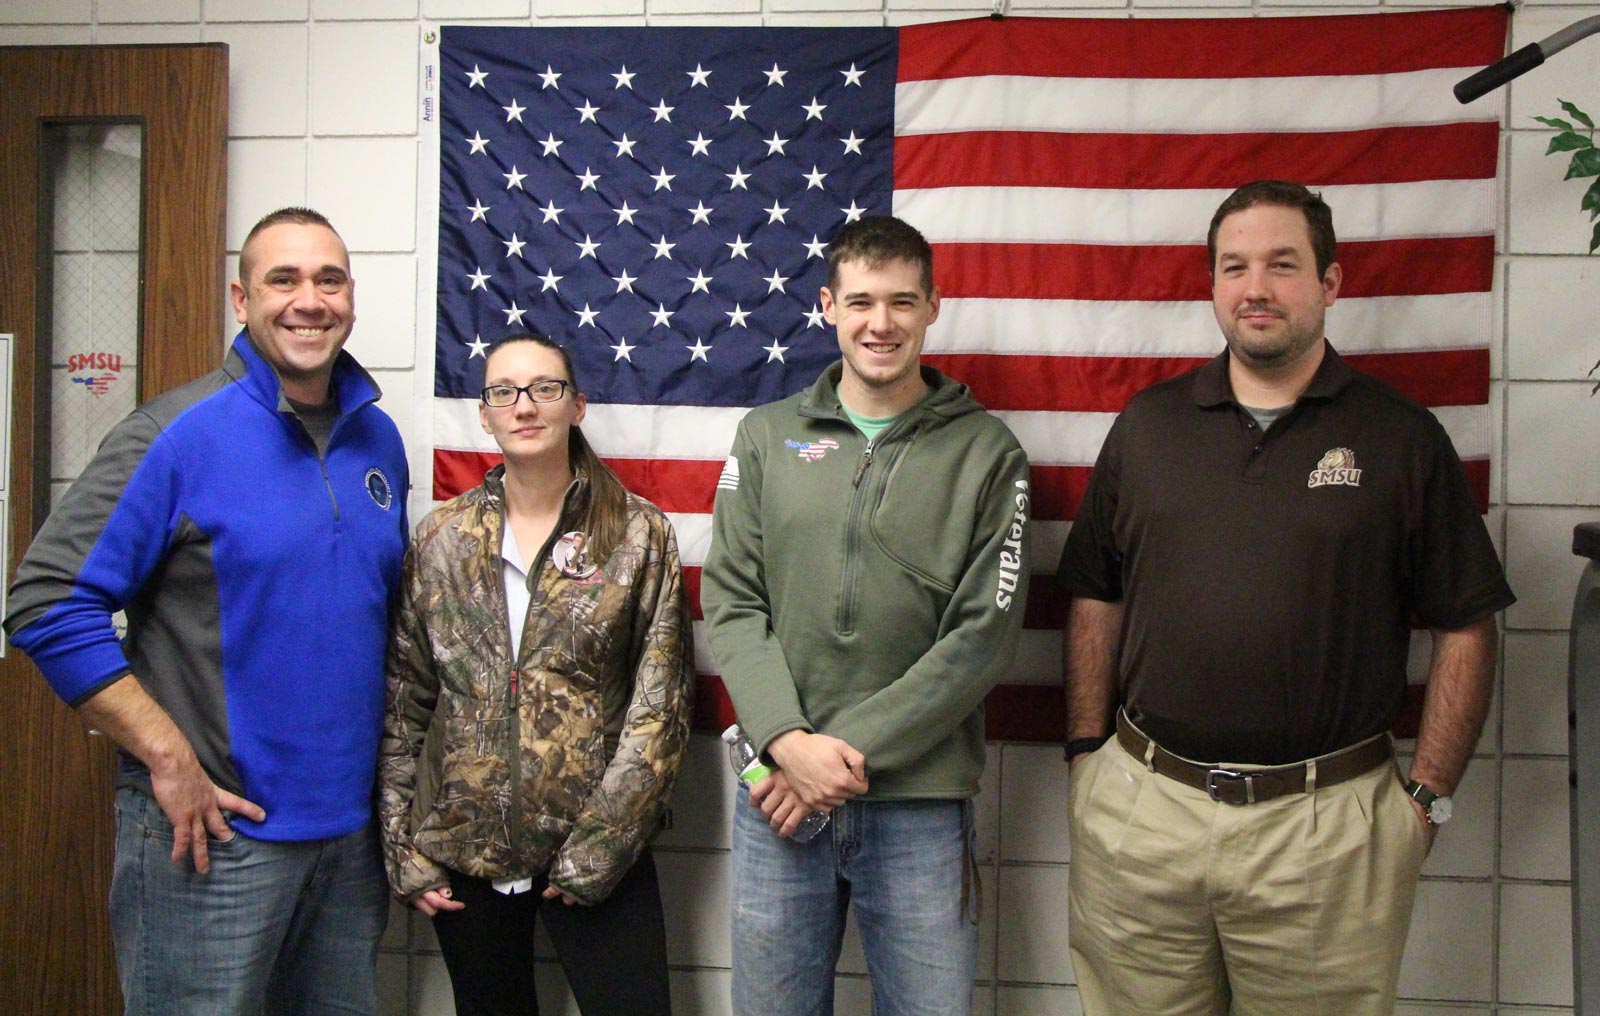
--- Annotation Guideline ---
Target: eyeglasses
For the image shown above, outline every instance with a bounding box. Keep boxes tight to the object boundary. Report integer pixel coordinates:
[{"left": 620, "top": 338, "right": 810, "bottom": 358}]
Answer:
[{"left": 480, "top": 380, "right": 571, "bottom": 407}]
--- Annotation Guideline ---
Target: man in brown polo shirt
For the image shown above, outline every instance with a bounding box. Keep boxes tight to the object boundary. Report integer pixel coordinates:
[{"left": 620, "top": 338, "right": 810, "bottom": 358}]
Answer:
[{"left": 1056, "top": 180, "right": 1514, "bottom": 1016}]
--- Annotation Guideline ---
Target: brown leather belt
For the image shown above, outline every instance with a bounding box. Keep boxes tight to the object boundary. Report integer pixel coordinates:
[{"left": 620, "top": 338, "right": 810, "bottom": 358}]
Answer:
[{"left": 1115, "top": 712, "right": 1393, "bottom": 806}]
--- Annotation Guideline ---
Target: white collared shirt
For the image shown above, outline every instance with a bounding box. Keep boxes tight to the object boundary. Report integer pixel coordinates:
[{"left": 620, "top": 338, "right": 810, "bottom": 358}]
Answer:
[{"left": 493, "top": 522, "right": 536, "bottom": 896}]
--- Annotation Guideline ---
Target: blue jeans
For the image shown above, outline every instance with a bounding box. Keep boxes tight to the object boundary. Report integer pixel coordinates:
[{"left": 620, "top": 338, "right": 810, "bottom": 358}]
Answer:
[
  {"left": 730, "top": 795, "right": 978, "bottom": 1016},
  {"left": 111, "top": 787, "right": 388, "bottom": 1016}
]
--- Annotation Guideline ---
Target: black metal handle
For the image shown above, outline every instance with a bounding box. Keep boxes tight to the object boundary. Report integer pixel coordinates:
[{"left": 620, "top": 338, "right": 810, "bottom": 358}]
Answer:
[
  {"left": 1576, "top": 523, "right": 1600, "bottom": 563},
  {"left": 1454, "top": 43, "right": 1546, "bottom": 103}
]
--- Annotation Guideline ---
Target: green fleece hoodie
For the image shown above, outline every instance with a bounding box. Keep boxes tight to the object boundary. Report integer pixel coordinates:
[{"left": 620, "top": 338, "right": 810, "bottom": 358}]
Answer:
[{"left": 703, "top": 363, "right": 1032, "bottom": 799}]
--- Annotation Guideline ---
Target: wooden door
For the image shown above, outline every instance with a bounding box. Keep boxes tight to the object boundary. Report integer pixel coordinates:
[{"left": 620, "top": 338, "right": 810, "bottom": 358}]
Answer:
[{"left": 0, "top": 44, "right": 228, "bottom": 1016}]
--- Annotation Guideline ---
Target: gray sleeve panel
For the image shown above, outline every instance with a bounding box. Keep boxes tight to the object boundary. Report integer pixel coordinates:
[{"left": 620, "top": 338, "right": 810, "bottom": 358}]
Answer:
[
  {"left": 4, "top": 409, "right": 163, "bottom": 636},
  {"left": 122, "top": 512, "right": 238, "bottom": 796},
  {"left": 4, "top": 368, "right": 239, "bottom": 790},
  {"left": 5, "top": 368, "right": 233, "bottom": 635}
]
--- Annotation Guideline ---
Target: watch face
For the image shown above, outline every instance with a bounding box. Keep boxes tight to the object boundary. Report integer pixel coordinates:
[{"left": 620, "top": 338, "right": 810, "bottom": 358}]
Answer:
[{"left": 1427, "top": 795, "right": 1453, "bottom": 825}]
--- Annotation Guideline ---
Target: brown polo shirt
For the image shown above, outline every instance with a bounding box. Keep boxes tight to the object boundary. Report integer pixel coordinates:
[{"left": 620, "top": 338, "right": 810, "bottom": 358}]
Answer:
[{"left": 1056, "top": 344, "right": 1515, "bottom": 765}]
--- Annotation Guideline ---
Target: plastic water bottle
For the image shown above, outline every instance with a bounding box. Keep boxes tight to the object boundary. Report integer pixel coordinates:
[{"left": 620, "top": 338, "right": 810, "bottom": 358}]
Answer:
[{"left": 721, "top": 723, "right": 830, "bottom": 843}]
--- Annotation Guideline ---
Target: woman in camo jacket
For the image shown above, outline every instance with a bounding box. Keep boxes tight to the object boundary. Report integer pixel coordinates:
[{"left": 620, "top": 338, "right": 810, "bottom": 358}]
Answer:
[{"left": 378, "top": 333, "right": 693, "bottom": 1016}]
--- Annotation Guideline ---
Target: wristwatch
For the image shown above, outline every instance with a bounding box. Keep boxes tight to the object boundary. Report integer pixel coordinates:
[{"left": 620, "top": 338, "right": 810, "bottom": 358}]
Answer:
[{"left": 1404, "top": 779, "right": 1453, "bottom": 826}]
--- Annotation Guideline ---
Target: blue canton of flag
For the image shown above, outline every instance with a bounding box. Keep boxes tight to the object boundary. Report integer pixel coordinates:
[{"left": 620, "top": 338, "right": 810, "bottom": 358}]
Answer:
[{"left": 436, "top": 26, "right": 897, "bottom": 407}]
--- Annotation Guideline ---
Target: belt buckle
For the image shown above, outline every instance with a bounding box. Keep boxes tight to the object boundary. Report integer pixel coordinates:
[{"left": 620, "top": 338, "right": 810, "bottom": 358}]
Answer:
[{"left": 1206, "top": 768, "right": 1256, "bottom": 805}]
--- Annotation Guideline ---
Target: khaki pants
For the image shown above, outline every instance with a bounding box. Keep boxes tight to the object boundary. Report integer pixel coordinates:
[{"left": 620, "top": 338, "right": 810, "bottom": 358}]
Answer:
[{"left": 1067, "top": 734, "right": 1429, "bottom": 1016}]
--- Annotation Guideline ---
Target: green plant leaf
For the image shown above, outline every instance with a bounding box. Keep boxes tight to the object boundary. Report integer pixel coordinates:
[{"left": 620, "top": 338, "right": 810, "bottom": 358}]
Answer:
[
  {"left": 1537, "top": 101, "right": 1600, "bottom": 259},
  {"left": 1535, "top": 115, "right": 1577, "bottom": 131},
  {"left": 1559, "top": 99, "right": 1596, "bottom": 130},
  {"left": 1567, "top": 148, "right": 1600, "bottom": 180},
  {"left": 1548, "top": 132, "right": 1595, "bottom": 154}
]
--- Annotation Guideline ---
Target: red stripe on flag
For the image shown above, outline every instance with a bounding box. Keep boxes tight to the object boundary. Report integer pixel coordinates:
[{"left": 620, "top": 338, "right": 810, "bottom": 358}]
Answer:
[
  {"left": 1025, "top": 580, "right": 1068, "bottom": 630},
  {"left": 608, "top": 457, "right": 722, "bottom": 515},
  {"left": 896, "top": 124, "right": 1499, "bottom": 192},
  {"left": 1395, "top": 682, "right": 1425, "bottom": 741},
  {"left": 1030, "top": 464, "right": 1093, "bottom": 523},
  {"left": 924, "top": 354, "right": 1202, "bottom": 415},
  {"left": 896, "top": 8, "right": 1510, "bottom": 82},
  {"left": 1462, "top": 458, "right": 1490, "bottom": 516},
  {"left": 693, "top": 674, "right": 739, "bottom": 734},
  {"left": 436, "top": 444, "right": 1484, "bottom": 524},
  {"left": 1342, "top": 349, "right": 1489, "bottom": 407},
  {"left": 684, "top": 566, "right": 703, "bottom": 621},
  {"left": 433, "top": 448, "right": 499, "bottom": 502},
  {"left": 1340, "top": 237, "right": 1497, "bottom": 298},
  {"left": 983, "top": 684, "right": 1066, "bottom": 743},
  {"left": 434, "top": 450, "right": 1092, "bottom": 520},
  {"left": 933, "top": 236, "right": 1494, "bottom": 302},
  {"left": 434, "top": 452, "right": 725, "bottom": 514},
  {"left": 926, "top": 349, "right": 1488, "bottom": 414}
]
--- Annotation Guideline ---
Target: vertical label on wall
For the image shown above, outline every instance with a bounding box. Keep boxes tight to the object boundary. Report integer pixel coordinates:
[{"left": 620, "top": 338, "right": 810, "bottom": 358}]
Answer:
[
  {"left": 420, "top": 34, "right": 436, "bottom": 126},
  {"left": 414, "top": 30, "right": 441, "bottom": 516},
  {"left": 0, "top": 334, "right": 12, "bottom": 656}
]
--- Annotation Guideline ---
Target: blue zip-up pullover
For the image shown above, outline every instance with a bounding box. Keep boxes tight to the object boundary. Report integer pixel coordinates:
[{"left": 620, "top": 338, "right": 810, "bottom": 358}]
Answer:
[{"left": 4, "top": 333, "right": 409, "bottom": 841}]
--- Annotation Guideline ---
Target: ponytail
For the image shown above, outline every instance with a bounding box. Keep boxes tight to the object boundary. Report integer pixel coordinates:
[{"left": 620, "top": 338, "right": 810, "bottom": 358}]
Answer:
[{"left": 568, "top": 426, "right": 629, "bottom": 566}]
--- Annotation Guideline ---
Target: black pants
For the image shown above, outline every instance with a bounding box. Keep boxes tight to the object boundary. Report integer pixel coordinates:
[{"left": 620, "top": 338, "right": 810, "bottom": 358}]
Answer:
[{"left": 431, "top": 852, "right": 672, "bottom": 1016}]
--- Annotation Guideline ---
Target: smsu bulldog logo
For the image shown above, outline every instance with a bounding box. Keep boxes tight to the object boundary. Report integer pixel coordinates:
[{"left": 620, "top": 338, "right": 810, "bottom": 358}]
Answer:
[
  {"left": 68, "top": 352, "right": 123, "bottom": 398},
  {"left": 1308, "top": 447, "right": 1362, "bottom": 489}
]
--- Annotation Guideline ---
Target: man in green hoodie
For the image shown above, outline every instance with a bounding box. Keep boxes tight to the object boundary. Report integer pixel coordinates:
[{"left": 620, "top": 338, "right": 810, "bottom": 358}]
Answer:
[{"left": 703, "top": 215, "right": 1033, "bottom": 1016}]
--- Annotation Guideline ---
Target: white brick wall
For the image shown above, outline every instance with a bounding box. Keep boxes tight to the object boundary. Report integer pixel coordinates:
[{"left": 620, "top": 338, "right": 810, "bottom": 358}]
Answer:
[{"left": 6, "top": 1, "right": 1596, "bottom": 1011}]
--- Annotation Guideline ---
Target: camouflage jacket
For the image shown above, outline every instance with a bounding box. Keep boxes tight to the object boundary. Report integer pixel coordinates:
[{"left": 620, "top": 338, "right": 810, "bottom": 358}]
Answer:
[{"left": 378, "top": 467, "right": 693, "bottom": 905}]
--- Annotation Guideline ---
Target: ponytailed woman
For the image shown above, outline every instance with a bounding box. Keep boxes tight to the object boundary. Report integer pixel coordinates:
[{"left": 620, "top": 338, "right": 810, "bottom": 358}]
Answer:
[{"left": 379, "top": 333, "right": 693, "bottom": 1016}]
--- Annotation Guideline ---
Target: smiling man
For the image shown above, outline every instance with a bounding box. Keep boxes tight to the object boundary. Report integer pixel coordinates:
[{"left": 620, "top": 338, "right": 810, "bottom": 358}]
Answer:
[
  {"left": 4, "top": 208, "right": 409, "bottom": 1015},
  {"left": 703, "top": 215, "right": 1032, "bottom": 1016},
  {"left": 1055, "top": 181, "right": 1515, "bottom": 1015}
]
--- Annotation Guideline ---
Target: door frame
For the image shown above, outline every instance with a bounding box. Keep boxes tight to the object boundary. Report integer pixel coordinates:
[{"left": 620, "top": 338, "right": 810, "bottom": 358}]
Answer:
[{"left": 0, "top": 44, "right": 228, "bottom": 1016}]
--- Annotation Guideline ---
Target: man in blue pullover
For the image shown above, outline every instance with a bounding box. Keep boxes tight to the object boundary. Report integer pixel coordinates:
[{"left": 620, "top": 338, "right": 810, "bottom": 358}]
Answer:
[{"left": 4, "top": 208, "right": 409, "bottom": 1016}]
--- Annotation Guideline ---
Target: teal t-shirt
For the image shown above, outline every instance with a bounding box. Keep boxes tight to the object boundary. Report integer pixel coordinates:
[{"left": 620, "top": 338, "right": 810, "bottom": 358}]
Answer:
[{"left": 843, "top": 405, "right": 896, "bottom": 442}]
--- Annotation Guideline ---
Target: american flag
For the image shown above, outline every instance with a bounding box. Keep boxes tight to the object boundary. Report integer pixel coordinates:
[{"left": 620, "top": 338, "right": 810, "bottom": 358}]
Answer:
[
  {"left": 71, "top": 374, "right": 117, "bottom": 397},
  {"left": 431, "top": 9, "right": 1508, "bottom": 739},
  {"left": 793, "top": 438, "right": 839, "bottom": 462}
]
